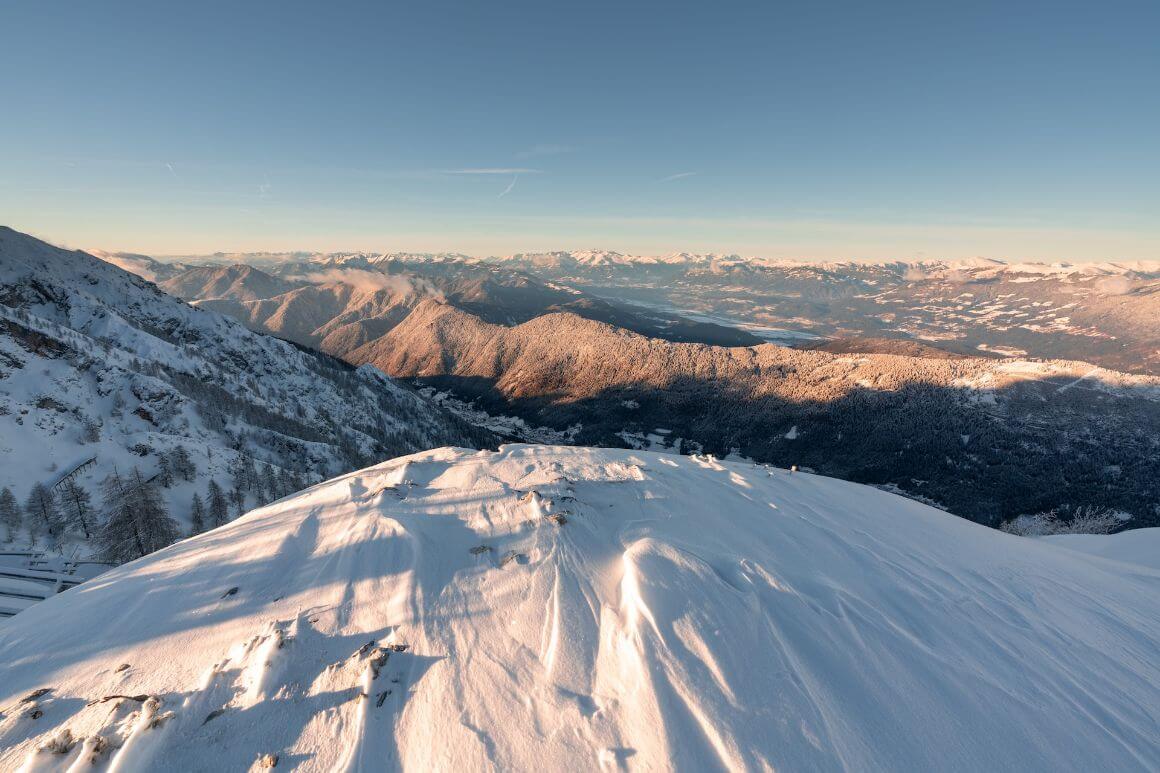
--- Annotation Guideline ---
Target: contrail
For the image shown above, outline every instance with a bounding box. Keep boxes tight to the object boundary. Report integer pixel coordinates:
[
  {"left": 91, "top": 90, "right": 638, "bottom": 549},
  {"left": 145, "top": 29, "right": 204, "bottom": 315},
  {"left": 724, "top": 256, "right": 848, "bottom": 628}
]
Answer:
[{"left": 499, "top": 174, "right": 518, "bottom": 198}]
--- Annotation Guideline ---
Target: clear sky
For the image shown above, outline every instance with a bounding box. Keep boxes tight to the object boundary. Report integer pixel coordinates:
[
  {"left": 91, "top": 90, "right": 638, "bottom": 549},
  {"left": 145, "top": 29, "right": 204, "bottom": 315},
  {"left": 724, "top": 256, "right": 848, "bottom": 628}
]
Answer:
[{"left": 2, "top": 0, "right": 1158, "bottom": 261}]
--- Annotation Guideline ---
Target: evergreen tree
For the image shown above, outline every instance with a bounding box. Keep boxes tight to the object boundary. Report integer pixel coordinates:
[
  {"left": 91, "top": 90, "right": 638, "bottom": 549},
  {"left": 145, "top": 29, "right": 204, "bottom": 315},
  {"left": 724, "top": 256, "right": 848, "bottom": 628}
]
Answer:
[
  {"left": 25, "top": 483, "right": 60, "bottom": 545},
  {"left": 157, "top": 456, "right": 174, "bottom": 488},
  {"left": 207, "top": 480, "right": 229, "bottom": 528},
  {"left": 230, "top": 486, "right": 246, "bottom": 518},
  {"left": 277, "top": 468, "right": 294, "bottom": 498},
  {"left": 189, "top": 493, "right": 206, "bottom": 536},
  {"left": 261, "top": 465, "right": 279, "bottom": 504},
  {"left": 99, "top": 469, "right": 135, "bottom": 559},
  {"left": 171, "top": 446, "right": 196, "bottom": 482},
  {"left": 231, "top": 454, "right": 256, "bottom": 494},
  {"left": 0, "top": 487, "right": 22, "bottom": 542},
  {"left": 59, "top": 478, "right": 94, "bottom": 539},
  {"left": 98, "top": 467, "right": 180, "bottom": 564}
]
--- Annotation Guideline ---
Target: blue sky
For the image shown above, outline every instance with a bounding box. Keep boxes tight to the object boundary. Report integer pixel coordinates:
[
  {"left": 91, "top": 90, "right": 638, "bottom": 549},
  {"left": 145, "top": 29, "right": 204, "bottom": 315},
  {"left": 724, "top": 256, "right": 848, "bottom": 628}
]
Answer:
[{"left": 2, "top": 0, "right": 1158, "bottom": 260}]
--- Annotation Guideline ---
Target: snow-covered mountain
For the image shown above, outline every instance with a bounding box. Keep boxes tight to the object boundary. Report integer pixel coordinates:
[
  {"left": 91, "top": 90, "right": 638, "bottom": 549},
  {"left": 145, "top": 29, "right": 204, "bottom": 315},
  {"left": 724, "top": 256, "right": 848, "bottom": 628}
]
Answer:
[
  {"left": 499, "top": 250, "right": 1160, "bottom": 276},
  {"left": 116, "top": 245, "right": 1160, "bottom": 375},
  {"left": 490, "top": 252, "right": 1160, "bottom": 375},
  {"left": 159, "top": 264, "right": 298, "bottom": 303},
  {"left": 132, "top": 252, "right": 1160, "bottom": 527},
  {"left": 83, "top": 250, "right": 191, "bottom": 284},
  {"left": 0, "top": 226, "right": 491, "bottom": 562},
  {"left": 1, "top": 444, "right": 1157, "bottom": 770}
]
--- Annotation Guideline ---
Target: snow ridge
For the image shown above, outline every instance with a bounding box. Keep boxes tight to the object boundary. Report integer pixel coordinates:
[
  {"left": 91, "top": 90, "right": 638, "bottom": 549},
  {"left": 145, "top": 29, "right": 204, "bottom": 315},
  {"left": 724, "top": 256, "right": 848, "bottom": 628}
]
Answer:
[{"left": 1, "top": 445, "right": 1157, "bottom": 771}]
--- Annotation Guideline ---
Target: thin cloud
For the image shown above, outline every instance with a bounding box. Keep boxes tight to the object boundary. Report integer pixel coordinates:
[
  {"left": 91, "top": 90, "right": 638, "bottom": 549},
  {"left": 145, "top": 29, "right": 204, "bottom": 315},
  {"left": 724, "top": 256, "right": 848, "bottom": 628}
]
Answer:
[
  {"left": 498, "top": 175, "right": 518, "bottom": 198},
  {"left": 659, "top": 171, "right": 697, "bottom": 182},
  {"left": 288, "top": 268, "right": 445, "bottom": 300},
  {"left": 515, "top": 143, "right": 575, "bottom": 159},
  {"left": 443, "top": 167, "right": 542, "bottom": 175},
  {"left": 165, "top": 162, "right": 179, "bottom": 181}
]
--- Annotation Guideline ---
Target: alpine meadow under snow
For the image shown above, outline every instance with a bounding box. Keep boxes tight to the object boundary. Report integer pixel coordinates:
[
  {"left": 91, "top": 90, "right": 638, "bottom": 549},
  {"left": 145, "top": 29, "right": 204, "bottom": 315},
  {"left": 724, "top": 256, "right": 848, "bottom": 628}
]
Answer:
[{"left": 1, "top": 446, "right": 1158, "bottom": 771}]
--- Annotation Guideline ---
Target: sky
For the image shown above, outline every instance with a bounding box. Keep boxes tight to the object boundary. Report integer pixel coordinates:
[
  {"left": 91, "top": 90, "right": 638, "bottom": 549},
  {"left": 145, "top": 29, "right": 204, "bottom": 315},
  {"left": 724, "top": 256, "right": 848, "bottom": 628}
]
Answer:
[{"left": 2, "top": 0, "right": 1158, "bottom": 261}]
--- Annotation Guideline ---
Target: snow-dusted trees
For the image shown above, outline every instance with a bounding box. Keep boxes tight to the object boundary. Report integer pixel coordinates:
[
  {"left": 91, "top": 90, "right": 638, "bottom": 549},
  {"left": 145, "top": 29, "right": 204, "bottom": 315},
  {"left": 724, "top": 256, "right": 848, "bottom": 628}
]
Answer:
[
  {"left": 231, "top": 454, "right": 256, "bottom": 496},
  {"left": 59, "top": 478, "right": 95, "bottom": 539},
  {"left": 189, "top": 493, "right": 206, "bottom": 536},
  {"left": 157, "top": 456, "right": 174, "bottom": 488},
  {"left": 277, "top": 468, "right": 295, "bottom": 498},
  {"left": 170, "top": 446, "right": 196, "bottom": 482},
  {"left": 260, "top": 465, "right": 279, "bottom": 504},
  {"left": 230, "top": 486, "right": 246, "bottom": 518},
  {"left": 25, "top": 483, "right": 60, "bottom": 545},
  {"left": 98, "top": 468, "right": 181, "bottom": 564},
  {"left": 1000, "top": 506, "right": 1126, "bottom": 537},
  {"left": 80, "top": 416, "right": 101, "bottom": 444},
  {"left": 0, "top": 487, "right": 22, "bottom": 542},
  {"left": 207, "top": 480, "right": 229, "bottom": 528}
]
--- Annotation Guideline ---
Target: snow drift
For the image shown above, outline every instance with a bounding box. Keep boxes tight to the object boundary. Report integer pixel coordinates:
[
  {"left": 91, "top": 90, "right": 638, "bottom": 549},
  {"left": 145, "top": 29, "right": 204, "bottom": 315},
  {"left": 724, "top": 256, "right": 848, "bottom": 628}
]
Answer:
[{"left": 1, "top": 445, "right": 1158, "bottom": 771}]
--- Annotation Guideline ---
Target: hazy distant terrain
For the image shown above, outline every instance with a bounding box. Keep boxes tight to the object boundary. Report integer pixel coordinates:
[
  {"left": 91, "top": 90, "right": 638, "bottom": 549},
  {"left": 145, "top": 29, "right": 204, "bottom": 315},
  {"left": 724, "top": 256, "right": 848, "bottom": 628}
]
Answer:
[
  {"left": 126, "top": 249, "right": 1160, "bottom": 529},
  {"left": 495, "top": 252, "right": 1160, "bottom": 375},
  {"left": 151, "top": 248, "right": 1160, "bottom": 373}
]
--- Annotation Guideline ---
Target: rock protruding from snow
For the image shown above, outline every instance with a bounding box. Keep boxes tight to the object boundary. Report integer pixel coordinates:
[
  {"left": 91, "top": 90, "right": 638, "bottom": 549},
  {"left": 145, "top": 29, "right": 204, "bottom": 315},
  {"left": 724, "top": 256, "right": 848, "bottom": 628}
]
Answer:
[{"left": 1, "top": 445, "right": 1158, "bottom": 771}]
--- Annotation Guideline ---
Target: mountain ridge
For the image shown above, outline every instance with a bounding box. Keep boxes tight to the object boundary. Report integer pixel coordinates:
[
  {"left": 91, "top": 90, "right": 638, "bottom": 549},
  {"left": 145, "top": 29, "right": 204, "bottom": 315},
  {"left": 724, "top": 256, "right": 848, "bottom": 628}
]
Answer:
[{"left": 0, "top": 226, "right": 491, "bottom": 562}]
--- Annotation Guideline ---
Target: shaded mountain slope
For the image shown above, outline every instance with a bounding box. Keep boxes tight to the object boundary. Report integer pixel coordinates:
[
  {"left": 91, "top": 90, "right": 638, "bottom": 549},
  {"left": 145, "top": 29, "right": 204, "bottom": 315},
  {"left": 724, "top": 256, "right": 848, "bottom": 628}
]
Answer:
[
  {"left": 346, "top": 301, "right": 1160, "bottom": 526},
  {"left": 160, "top": 264, "right": 298, "bottom": 303},
  {"left": 0, "top": 226, "right": 491, "bottom": 559}
]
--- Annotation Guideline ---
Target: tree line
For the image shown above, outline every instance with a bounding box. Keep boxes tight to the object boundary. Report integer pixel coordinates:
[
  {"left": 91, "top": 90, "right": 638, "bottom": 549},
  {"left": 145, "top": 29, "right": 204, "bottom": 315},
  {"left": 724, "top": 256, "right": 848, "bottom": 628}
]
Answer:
[{"left": 1, "top": 445, "right": 312, "bottom": 565}]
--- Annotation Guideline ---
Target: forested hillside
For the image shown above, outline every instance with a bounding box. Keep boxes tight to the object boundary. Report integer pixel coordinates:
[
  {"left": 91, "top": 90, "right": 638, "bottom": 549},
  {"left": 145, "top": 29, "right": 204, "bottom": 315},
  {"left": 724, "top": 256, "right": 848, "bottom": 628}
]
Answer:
[
  {"left": 352, "top": 301, "right": 1160, "bottom": 527},
  {"left": 0, "top": 227, "right": 492, "bottom": 565}
]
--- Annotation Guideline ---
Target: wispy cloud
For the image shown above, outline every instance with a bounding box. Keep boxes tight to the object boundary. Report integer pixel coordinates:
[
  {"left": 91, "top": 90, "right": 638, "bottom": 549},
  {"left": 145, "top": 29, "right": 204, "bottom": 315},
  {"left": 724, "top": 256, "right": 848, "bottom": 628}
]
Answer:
[
  {"left": 443, "top": 167, "right": 542, "bottom": 175},
  {"left": 287, "top": 268, "right": 446, "bottom": 300},
  {"left": 515, "top": 143, "right": 575, "bottom": 159},
  {"left": 659, "top": 171, "right": 697, "bottom": 182},
  {"left": 165, "top": 162, "right": 179, "bottom": 181},
  {"left": 498, "top": 175, "right": 518, "bottom": 198}
]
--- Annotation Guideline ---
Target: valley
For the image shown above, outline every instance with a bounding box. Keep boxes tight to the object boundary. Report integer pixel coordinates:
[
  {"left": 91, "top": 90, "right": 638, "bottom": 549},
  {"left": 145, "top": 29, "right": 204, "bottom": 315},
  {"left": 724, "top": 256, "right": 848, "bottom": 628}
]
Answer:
[{"left": 142, "top": 248, "right": 1160, "bottom": 529}]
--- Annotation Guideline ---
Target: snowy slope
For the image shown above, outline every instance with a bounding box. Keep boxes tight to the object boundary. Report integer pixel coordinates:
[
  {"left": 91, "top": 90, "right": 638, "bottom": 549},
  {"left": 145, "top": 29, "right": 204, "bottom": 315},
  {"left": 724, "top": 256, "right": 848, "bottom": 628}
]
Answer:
[
  {"left": 1, "top": 445, "right": 1157, "bottom": 771},
  {"left": 1043, "top": 528, "right": 1160, "bottom": 571},
  {"left": 0, "top": 226, "right": 489, "bottom": 558}
]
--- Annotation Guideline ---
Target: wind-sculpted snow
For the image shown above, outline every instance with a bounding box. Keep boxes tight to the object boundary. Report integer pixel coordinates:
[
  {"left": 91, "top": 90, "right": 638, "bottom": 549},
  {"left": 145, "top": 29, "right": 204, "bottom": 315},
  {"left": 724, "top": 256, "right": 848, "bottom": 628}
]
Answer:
[{"left": 1, "top": 445, "right": 1157, "bottom": 770}]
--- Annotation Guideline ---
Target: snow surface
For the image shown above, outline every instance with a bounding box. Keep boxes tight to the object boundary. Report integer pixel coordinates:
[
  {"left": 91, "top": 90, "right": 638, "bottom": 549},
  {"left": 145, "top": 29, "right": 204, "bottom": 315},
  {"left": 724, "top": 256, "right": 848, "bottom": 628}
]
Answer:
[
  {"left": 1, "top": 445, "right": 1158, "bottom": 771},
  {"left": 1042, "top": 528, "right": 1160, "bottom": 571}
]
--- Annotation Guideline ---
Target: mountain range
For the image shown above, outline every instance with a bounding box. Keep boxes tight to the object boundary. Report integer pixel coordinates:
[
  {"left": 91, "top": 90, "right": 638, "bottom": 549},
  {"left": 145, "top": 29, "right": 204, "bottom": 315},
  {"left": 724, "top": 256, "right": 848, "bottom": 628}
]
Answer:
[
  {"left": 143, "top": 252, "right": 1160, "bottom": 528},
  {"left": 1, "top": 229, "right": 1157, "bottom": 770}
]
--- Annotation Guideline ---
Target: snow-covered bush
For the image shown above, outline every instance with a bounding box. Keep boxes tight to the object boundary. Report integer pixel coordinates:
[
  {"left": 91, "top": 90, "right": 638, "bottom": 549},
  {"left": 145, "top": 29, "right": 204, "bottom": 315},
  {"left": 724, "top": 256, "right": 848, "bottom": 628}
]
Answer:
[{"left": 1001, "top": 506, "right": 1128, "bottom": 537}]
